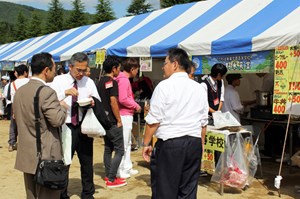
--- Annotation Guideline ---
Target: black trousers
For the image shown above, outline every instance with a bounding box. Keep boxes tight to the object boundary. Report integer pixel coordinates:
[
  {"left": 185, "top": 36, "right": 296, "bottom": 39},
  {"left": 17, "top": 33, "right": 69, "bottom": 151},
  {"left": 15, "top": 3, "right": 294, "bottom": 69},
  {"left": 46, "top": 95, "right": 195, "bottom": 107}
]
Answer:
[
  {"left": 150, "top": 136, "right": 202, "bottom": 199},
  {"left": 103, "top": 126, "right": 124, "bottom": 181},
  {"left": 61, "top": 123, "right": 95, "bottom": 199}
]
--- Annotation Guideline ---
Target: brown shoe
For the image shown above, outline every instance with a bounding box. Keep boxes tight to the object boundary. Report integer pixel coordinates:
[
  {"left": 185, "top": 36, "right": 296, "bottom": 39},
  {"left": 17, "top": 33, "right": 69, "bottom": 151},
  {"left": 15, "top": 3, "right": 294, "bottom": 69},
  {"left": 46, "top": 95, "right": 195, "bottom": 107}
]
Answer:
[
  {"left": 8, "top": 145, "right": 13, "bottom": 152},
  {"left": 8, "top": 144, "right": 17, "bottom": 152}
]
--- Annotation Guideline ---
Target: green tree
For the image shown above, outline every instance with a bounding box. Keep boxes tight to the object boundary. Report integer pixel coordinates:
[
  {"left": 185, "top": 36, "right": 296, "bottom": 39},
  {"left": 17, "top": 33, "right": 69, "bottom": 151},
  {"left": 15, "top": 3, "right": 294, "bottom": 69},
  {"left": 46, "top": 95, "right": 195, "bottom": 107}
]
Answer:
[
  {"left": 45, "top": 0, "right": 64, "bottom": 34},
  {"left": 27, "top": 11, "right": 42, "bottom": 38},
  {"left": 14, "top": 12, "right": 28, "bottom": 41},
  {"left": 161, "top": 0, "right": 200, "bottom": 8},
  {"left": 94, "top": 0, "right": 115, "bottom": 23},
  {"left": 65, "top": 0, "right": 87, "bottom": 29},
  {"left": 0, "top": 22, "right": 14, "bottom": 44},
  {"left": 127, "top": 0, "right": 154, "bottom": 16}
]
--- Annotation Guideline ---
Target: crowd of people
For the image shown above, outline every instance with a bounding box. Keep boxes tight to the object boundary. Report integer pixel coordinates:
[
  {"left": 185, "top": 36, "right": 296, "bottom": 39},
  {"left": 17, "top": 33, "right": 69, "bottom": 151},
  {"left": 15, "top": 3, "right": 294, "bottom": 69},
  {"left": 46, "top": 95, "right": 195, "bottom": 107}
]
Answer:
[{"left": 0, "top": 47, "right": 284, "bottom": 199}]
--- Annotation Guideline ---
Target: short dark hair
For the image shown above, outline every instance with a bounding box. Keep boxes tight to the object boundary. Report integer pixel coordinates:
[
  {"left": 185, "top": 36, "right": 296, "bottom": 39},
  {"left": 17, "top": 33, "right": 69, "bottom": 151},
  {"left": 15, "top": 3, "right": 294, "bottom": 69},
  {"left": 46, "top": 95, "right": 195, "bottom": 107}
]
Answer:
[
  {"left": 103, "top": 56, "right": 121, "bottom": 73},
  {"left": 15, "top": 64, "right": 28, "bottom": 76},
  {"left": 187, "top": 60, "right": 196, "bottom": 75},
  {"left": 8, "top": 71, "right": 16, "bottom": 81},
  {"left": 211, "top": 63, "right": 227, "bottom": 78},
  {"left": 31, "top": 52, "right": 53, "bottom": 75},
  {"left": 122, "top": 58, "right": 139, "bottom": 73},
  {"left": 167, "top": 48, "right": 190, "bottom": 71},
  {"left": 70, "top": 52, "right": 89, "bottom": 66},
  {"left": 226, "top": 73, "right": 242, "bottom": 84}
]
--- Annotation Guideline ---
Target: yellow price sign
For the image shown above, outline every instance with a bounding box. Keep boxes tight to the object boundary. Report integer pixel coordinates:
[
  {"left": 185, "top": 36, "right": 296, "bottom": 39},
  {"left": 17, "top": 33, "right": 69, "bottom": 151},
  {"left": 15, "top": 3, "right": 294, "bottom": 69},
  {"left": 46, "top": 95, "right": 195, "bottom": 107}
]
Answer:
[{"left": 204, "top": 131, "right": 225, "bottom": 152}]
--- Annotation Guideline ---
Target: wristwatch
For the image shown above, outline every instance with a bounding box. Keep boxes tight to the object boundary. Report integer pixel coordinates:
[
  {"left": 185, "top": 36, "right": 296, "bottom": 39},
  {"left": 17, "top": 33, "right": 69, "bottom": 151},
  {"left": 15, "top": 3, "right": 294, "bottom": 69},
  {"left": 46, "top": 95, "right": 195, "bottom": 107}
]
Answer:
[{"left": 141, "top": 142, "right": 151, "bottom": 147}]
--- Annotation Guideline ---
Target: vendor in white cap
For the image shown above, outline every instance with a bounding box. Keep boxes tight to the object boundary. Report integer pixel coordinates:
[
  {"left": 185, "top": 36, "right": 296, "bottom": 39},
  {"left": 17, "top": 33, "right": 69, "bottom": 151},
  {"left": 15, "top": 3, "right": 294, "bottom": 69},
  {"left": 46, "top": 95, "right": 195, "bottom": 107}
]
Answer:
[
  {"left": 1, "top": 75, "right": 9, "bottom": 89},
  {"left": 222, "top": 73, "right": 244, "bottom": 122},
  {"left": 1, "top": 75, "right": 10, "bottom": 116}
]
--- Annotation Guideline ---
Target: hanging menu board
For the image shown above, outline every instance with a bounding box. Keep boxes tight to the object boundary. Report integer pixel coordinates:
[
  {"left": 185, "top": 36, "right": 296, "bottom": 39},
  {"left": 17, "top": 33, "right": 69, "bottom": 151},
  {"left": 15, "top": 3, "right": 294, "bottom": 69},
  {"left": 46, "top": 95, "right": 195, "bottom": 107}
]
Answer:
[{"left": 273, "top": 45, "right": 300, "bottom": 114}]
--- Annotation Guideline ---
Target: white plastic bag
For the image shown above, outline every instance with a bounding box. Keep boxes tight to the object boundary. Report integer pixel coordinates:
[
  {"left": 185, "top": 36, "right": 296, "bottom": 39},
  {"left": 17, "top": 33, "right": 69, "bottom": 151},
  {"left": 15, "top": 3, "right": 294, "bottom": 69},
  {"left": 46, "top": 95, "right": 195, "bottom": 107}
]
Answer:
[
  {"left": 212, "top": 111, "right": 241, "bottom": 128},
  {"left": 61, "top": 124, "right": 72, "bottom": 165},
  {"left": 81, "top": 108, "right": 106, "bottom": 136}
]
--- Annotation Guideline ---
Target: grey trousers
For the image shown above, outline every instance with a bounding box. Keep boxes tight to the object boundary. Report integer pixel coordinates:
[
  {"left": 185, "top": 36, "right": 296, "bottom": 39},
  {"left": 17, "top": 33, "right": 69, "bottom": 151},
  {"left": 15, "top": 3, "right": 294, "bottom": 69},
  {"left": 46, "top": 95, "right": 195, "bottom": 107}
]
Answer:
[
  {"left": 23, "top": 173, "right": 61, "bottom": 199},
  {"left": 8, "top": 116, "right": 17, "bottom": 145}
]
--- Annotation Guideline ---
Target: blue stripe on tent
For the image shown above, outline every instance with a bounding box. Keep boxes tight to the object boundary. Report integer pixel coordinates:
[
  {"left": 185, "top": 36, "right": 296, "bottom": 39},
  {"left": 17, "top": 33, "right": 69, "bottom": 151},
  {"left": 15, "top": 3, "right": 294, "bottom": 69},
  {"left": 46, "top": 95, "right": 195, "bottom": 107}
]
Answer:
[
  {"left": 149, "top": 0, "right": 241, "bottom": 57},
  {"left": 107, "top": 2, "right": 197, "bottom": 57},
  {"left": 40, "top": 25, "right": 92, "bottom": 55},
  {"left": 0, "top": 43, "right": 9, "bottom": 51},
  {"left": 212, "top": 0, "right": 300, "bottom": 55},
  {"left": 87, "top": 13, "right": 151, "bottom": 52},
  {"left": 0, "top": 43, "right": 17, "bottom": 54},
  {"left": 53, "top": 20, "right": 115, "bottom": 57},
  {"left": 0, "top": 38, "right": 36, "bottom": 60},
  {"left": 17, "top": 30, "right": 70, "bottom": 61}
]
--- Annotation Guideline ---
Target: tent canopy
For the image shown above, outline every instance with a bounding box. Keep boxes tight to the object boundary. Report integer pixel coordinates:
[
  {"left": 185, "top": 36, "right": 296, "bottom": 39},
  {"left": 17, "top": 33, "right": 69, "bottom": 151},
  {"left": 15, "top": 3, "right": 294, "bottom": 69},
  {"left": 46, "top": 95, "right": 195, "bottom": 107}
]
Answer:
[{"left": 0, "top": 0, "right": 299, "bottom": 62}]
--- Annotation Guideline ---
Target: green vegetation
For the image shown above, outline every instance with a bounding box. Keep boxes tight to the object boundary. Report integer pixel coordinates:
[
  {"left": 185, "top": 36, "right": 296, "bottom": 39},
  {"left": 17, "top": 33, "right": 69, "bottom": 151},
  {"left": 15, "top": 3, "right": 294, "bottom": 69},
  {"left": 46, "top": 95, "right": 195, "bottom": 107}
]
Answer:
[
  {"left": 127, "top": 0, "right": 154, "bottom": 16},
  {"left": 0, "top": 1, "right": 95, "bottom": 45},
  {"left": 0, "top": 0, "right": 162, "bottom": 45},
  {"left": 161, "top": 0, "right": 201, "bottom": 8}
]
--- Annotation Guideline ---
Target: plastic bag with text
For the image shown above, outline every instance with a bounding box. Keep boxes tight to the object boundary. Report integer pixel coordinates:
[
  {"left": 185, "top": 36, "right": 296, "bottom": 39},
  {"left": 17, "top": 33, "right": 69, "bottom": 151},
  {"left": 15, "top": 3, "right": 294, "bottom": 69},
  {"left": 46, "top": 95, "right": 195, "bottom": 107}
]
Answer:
[{"left": 81, "top": 108, "right": 106, "bottom": 136}]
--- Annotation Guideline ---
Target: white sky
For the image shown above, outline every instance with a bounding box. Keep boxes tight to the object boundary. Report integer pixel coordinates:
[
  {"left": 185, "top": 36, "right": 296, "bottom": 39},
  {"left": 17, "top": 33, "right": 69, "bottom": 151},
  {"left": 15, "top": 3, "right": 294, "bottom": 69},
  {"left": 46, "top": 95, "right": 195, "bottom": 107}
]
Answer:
[{"left": 0, "top": 0, "right": 160, "bottom": 18}]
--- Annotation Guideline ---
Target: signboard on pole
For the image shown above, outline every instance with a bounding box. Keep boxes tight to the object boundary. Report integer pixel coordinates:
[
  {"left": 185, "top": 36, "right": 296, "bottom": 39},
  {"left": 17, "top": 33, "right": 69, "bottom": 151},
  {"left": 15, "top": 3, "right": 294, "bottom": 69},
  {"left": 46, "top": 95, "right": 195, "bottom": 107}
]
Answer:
[{"left": 273, "top": 45, "right": 300, "bottom": 115}]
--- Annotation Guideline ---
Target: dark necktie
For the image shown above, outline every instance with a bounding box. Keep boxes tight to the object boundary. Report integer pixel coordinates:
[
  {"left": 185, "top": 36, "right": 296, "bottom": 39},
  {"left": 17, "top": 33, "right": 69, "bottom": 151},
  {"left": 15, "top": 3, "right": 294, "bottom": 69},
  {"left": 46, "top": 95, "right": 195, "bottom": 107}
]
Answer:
[{"left": 71, "top": 81, "right": 78, "bottom": 126}]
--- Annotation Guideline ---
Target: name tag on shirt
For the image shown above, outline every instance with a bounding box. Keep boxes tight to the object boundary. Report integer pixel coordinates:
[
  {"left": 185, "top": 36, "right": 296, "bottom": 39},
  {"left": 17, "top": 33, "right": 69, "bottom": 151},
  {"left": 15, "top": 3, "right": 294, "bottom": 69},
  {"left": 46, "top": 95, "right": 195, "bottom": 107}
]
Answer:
[
  {"left": 213, "top": 98, "right": 219, "bottom": 106},
  {"left": 105, "top": 81, "right": 113, "bottom": 89}
]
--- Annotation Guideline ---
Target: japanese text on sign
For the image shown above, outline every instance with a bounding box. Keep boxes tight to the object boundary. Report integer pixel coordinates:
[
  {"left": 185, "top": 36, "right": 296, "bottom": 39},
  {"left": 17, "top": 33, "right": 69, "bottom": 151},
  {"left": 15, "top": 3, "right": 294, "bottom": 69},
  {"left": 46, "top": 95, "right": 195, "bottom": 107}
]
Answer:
[
  {"left": 204, "top": 131, "right": 225, "bottom": 152},
  {"left": 273, "top": 44, "right": 300, "bottom": 114}
]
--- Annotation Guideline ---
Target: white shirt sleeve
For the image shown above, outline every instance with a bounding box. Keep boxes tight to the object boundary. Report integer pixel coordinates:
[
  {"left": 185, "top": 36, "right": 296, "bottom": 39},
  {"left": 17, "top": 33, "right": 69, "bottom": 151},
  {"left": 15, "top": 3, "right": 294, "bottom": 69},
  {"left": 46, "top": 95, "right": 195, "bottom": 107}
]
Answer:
[
  {"left": 88, "top": 78, "right": 101, "bottom": 101},
  {"left": 145, "top": 84, "right": 164, "bottom": 125},
  {"left": 220, "top": 79, "right": 225, "bottom": 101},
  {"left": 50, "top": 77, "right": 67, "bottom": 101},
  {"left": 231, "top": 90, "right": 244, "bottom": 113}
]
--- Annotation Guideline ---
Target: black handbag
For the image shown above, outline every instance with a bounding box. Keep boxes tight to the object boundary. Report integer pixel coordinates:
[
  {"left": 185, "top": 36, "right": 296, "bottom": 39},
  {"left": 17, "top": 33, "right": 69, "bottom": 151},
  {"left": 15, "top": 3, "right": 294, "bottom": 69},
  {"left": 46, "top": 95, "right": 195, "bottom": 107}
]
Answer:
[{"left": 33, "top": 86, "right": 68, "bottom": 190}]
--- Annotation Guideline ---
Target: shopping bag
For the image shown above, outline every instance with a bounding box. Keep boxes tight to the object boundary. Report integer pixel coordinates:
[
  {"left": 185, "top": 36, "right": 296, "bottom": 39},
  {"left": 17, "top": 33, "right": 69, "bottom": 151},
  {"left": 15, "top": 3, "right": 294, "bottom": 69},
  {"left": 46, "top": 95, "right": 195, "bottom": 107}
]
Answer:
[
  {"left": 81, "top": 108, "right": 106, "bottom": 136},
  {"left": 211, "top": 133, "right": 249, "bottom": 189},
  {"left": 212, "top": 111, "right": 241, "bottom": 128},
  {"left": 61, "top": 124, "right": 72, "bottom": 165}
]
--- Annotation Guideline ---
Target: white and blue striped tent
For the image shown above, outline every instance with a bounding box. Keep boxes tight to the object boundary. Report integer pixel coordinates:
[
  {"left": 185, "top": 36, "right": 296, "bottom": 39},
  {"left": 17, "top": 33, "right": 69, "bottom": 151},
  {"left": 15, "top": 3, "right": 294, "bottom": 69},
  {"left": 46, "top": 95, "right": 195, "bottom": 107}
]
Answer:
[{"left": 0, "top": 0, "right": 299, "bottom": 62}]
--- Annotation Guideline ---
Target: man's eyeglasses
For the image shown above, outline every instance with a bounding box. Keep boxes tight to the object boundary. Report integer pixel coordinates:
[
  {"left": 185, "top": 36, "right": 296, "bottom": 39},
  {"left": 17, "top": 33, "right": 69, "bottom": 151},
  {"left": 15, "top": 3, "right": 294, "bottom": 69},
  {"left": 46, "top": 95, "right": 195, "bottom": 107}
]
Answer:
[
  {"left": 74, "top": 67, "right": 87, "bottom": 74},
  {"left": 163, "top": 61, "right": 170, "bottom": 66}
]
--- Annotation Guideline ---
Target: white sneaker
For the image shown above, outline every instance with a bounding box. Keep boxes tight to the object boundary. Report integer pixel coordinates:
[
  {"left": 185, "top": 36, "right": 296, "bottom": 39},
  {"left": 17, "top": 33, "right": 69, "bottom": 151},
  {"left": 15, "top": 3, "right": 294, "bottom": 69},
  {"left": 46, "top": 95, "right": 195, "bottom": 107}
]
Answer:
[
  {"left": 129, "top": 169, "right": 139, "bottom": 175},
  {"left": 118, "top": 171, "right": 131, "bottom": 179}
]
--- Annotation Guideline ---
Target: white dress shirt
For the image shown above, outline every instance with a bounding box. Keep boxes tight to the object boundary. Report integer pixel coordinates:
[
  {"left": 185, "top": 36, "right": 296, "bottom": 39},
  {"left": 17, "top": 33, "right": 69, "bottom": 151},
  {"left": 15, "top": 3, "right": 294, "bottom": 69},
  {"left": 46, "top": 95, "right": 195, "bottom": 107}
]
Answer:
[
  {"left": 201, "top": 75, "right": 225, "bottom": 102},
  {"left": 222, "top": 84, "right": 243, "bottom": 122},
  {"left": 3, "top": 83, "right": 11, "bottom": 106},
  {"left": 51, "top": 73, "right": 100, "bottom": 123},
  {"left": 145, "top": 72, "right": 209, "bottom": 141},
  {"left": 11, "top": 78, "right": 30, "bottom": 103}
]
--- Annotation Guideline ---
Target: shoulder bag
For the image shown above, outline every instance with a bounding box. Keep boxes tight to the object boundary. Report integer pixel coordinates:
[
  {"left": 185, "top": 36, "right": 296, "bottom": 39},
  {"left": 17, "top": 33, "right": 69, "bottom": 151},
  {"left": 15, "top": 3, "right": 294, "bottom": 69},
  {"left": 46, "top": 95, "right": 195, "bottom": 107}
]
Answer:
[{"left": 33, "top": 86, "right": 68, "bottom": 190}]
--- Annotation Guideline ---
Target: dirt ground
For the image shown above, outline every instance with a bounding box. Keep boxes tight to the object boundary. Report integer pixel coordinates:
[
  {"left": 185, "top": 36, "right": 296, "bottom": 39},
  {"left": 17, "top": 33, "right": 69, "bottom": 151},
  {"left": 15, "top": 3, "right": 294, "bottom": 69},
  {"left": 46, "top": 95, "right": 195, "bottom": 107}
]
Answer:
[{"left": 0, "top": 119, "right": 299, "bottom": 199}]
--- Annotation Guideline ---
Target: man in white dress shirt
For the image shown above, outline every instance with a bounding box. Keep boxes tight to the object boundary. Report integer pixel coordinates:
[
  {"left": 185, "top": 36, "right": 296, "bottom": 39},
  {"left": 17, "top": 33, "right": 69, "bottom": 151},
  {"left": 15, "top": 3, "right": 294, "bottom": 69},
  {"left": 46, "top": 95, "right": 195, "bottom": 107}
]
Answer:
[
  {"left": 222, "top": 74, "right": 244, "bottom": 122},
  {"left": 51, "top": 52, "right": 100, "bottom": 199},
  {"left": 142, "top": 48, "right": 208, "bottom": 199},
  {"left": 8, "top": 64, "right": 29, "bottom": 152}
]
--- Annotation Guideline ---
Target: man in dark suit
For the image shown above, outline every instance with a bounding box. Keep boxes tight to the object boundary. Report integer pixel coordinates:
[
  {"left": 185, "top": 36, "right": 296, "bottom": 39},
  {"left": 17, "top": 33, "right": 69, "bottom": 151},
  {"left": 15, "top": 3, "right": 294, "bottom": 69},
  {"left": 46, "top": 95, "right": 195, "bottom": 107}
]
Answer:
[{"left": 13, "top": 52, "right": 67, "bottom": 199}]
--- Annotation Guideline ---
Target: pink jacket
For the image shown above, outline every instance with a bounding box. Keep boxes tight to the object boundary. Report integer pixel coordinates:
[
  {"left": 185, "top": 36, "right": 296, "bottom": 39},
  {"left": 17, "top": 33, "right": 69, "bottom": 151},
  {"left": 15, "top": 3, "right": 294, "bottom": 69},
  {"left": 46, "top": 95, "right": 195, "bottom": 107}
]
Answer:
[{"left": 115, "top": 72, "right": 140, "bottom": 116}]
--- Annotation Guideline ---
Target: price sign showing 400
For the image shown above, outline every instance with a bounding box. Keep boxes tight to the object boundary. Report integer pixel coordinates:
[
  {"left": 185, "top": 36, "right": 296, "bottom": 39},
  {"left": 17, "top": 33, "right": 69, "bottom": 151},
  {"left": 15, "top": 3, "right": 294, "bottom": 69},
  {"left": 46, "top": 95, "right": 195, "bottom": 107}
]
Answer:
[
  {"left": 273, "top": 105, "right": 285, "bottom": 114},
  {"left": 275, "top": 60, "right": 287, "bottom": 70}
]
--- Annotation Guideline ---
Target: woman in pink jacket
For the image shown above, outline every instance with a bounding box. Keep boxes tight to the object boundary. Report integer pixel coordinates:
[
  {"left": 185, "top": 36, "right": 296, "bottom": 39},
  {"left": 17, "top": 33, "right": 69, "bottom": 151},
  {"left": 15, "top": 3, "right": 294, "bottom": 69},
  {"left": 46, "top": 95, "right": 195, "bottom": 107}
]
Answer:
[{"left": 115, "top": 58, "right": 141, "bottom": 178}]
